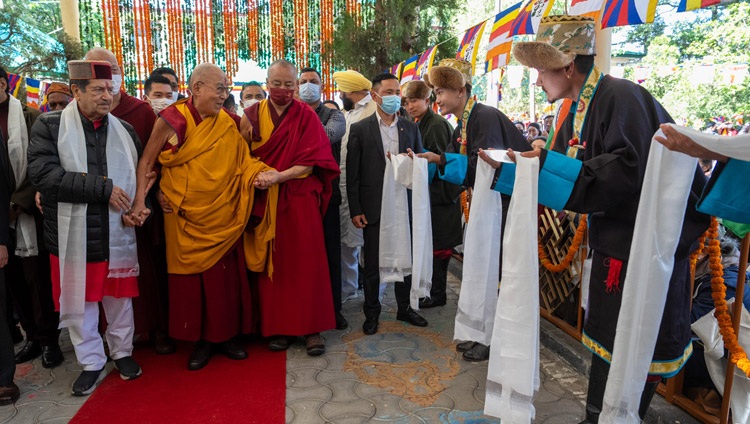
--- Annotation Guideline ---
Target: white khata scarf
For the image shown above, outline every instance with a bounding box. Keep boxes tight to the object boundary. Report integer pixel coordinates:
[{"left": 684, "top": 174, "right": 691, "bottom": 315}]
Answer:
[
  {"left": 485, "top": 155, "right": 541, "bottom": 423},
  {"left": 601, "top": 124, "right": 750, "bottom": 423},
  {"left": 56, "top": 100, "right": 139, "bottom": 328},
  {"left": 378, "top": 154, "right": 433, "bottom": 309},
  {"left": 454, "top": 153, "right": 503, "bottom": 346},
  {"left": 6, "top": 95, "right": 37, "bottom": 257}
]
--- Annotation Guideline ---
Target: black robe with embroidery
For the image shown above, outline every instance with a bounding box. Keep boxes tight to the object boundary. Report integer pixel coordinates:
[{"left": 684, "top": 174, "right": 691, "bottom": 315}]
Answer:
[
  {"left": 418, "top": 109, "right": 463, "bottom": 250},
  {"left": 551, "top": 75, "right": 710, "bottom": 370}
]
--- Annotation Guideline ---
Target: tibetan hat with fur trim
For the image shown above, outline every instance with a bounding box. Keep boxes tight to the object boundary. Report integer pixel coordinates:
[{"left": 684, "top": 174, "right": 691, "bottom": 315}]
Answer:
[
  {"left": 401, "top": 80, "right": 432, "bottom": 100},
  {"left": 424, "top": 59, "right": 472, "bottom": 91},
  {"left": 512, "top": 15, "right": 596, "bottom": 70}
]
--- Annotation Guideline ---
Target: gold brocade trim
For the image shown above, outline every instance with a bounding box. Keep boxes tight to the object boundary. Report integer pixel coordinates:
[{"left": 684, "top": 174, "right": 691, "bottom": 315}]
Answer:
[
  {"left": 571, "top": 66, "right": 603, "bottom": 143},
  {"left": 581, "top": 332, "right": 694, "bottom": 377},
  {"left": 459, "top": 97, "right": 477, "bottom": 156}
]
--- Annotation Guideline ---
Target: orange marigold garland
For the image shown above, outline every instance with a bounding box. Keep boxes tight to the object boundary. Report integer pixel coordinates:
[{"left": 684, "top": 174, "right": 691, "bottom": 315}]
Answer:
[
  {"left": 461, "top": 190, "right": 470, "bottom": 223},
  {"left": 707, "top": 217, "right": 750, "bottom": 378},
  {"left": 538, "top": 215, "right": 587, "bottom": 273}
]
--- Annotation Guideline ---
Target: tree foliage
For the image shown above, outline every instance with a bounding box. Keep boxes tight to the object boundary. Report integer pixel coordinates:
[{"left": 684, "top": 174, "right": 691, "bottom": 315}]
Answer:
[
  {"left": 332, "top": 0, "right": 459, "bottom": 78},
  {"left": 638, "top": 1, "right": 750, "bottom": 125},
  {"left": 0, "top": 0, "right": 81, "bottom": 78}
]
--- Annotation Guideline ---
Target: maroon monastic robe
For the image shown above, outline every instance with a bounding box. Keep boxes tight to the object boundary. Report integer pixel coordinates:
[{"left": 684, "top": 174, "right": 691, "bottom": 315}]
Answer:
[{"left": 246, "top": 99, "right": 340, "bottom": 336}]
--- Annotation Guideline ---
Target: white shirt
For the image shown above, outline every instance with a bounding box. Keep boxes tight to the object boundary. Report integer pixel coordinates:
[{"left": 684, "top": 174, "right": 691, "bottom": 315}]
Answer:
[{"left": 376, "top": 111, "right": 399, "bottom": 157}]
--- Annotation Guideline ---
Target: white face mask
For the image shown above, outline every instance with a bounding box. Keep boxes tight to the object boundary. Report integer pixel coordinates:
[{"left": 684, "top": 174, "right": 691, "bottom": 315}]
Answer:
[
  {"left": 148, "top": 97, "right": 171, "bottom": 114},
  {"left": 111, "top": 74, "right": 123, "bottom": 94},
  {"left": 299, "top": 82, "right": 321, "bottom": 103},
  {"left": 242, "top": 98, "right": 260, "bottom": 109},
  {"left": 172, "top": 91, "right": 179, "bottom": 101}
]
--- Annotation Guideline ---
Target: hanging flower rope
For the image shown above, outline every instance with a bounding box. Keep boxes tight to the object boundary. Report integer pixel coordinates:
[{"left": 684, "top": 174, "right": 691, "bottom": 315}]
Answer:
[
  {"left": 538, "top": 215, "right": 587, "bottom": 273},
  {"left": 707, "top": 217, "right": 750, "bottom": 378},
  {"left": 461, "top": 190, "right": 470, "bottom": 223}
]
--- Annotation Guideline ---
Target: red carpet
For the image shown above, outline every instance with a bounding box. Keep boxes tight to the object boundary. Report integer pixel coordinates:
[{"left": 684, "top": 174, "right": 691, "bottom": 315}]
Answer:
[{"left": 70, "top": 341, "right": 286, "bottom": 424}]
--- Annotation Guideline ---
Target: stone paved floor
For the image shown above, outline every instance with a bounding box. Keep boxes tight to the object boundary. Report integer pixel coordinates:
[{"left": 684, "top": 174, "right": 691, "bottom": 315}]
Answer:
[
  {"left": 285, "top": 270, "right": 588, "bottom": 423},
  {"left": 0, "top": 265, "right": 629, "bottom": 423}
]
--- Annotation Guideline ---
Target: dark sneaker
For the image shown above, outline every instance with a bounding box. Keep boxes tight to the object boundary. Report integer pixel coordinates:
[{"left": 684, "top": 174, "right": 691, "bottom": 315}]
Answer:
[
  {"left": 114, "top": 356, "right": 142, "bottom": 380},
  {"left": 72, "top": 369, "right": 106, "bottom": 396}
]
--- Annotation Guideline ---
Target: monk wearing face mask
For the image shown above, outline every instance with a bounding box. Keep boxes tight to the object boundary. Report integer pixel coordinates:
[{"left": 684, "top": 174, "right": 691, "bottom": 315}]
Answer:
[{"left": 240, "top": 59, "right": 340, "bottom": 357}]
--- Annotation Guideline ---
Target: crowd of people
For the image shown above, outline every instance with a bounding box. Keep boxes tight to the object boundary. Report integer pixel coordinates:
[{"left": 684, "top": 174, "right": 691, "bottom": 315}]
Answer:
[{"left": 0, "top": 13, "right": 748, "bottom": 423}]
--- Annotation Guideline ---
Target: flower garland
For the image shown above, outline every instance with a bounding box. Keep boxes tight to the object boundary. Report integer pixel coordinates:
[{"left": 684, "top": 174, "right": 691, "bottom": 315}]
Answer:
[
  {"left": 461, "top": 190, "right": 471, "bottom": 223},
  {"left": 707, "top": 217, "right": 750, "bottom": 378},
  {"left": 689, "top": 231, "right": 707, "bottom": 274},
  {"left": 538, "top": 215, "right": 587, "bottom": 273}
]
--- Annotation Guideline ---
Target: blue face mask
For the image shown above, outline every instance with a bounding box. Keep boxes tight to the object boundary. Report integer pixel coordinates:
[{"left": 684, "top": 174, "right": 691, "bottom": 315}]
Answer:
[
  {"left": 299, "top": 82, "right": 321, "bottom": 103},
  {"left": 377, "top": 93, "right": 402, "bottom": 115}
]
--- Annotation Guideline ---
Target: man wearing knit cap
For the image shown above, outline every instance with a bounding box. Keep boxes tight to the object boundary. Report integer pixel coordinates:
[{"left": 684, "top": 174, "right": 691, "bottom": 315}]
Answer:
[
  {"left": 479, "top": 16, "right": 709, "bottom": 422},
  {"left": 420, "top": 59, "right": 529, "bottom": 362},
  {"left": 332, "top": 70, "right": 377, "bottom": 305},
  {"left": 42, "top": 83, "right": 72, "bottom": 112},
  {"left": 402, "top": 80, "right": 462, "bottom": 309},
  {"left": 28, "top": 60, "right": 143, "bottom": 396}
]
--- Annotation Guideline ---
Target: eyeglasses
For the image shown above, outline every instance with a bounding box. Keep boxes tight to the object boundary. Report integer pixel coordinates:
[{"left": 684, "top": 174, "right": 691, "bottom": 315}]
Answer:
[{"left": 196, "top": 81, "right": 232, "bottom": 96}]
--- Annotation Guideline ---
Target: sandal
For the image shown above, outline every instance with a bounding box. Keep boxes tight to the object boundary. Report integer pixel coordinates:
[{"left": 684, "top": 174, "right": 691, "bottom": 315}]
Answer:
[{"left": 305, "top": 333, "right": 325, "bottom": 356}]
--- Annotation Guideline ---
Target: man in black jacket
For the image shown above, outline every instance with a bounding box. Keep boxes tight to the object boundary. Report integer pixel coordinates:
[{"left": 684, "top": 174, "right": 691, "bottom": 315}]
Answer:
[
  {"left": 28, "top": 60, "right": 143, "bottom": 396},
  {"left": 346, "top": 73, "right": 427, "bottom": 335}
]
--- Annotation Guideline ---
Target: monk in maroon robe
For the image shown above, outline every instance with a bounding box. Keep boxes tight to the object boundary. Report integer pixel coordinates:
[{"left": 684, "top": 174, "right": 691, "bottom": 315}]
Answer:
[
  {"left": 84, "top": 48, "right": 170, "bottom": 353},
  {"left": 241, "top": 60, "right": 340, "bottom": 356}
]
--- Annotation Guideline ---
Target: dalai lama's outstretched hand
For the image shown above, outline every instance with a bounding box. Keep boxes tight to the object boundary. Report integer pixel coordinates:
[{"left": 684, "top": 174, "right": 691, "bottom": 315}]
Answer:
[{"left": 656, "top": 124, "right": 729, "bottom": 162}]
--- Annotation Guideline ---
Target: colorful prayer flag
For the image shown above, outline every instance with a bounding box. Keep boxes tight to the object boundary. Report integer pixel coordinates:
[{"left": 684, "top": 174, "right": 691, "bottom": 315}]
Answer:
[
  {"left": 677, "top": 0, "right": 720, "bottom": 12},
  {"left": 389, "top": 62, "right": 403, "bottom": 79},
  {"left": 510, "top": 0, "right": 555, "bottom": 36},
  {"left": 456, "top": 20, "right": 489, "bottom": 73},
  {"left": 600, "top": 0, "right": 657, "bottom": 29},
  {"left": 485, "top": 2, "right": 522, "bottom": 73},
  {"left": 7, "top": 73, "right": 22, "bottom": 98},
  {"left": 416, "top": 46, "right": 437, "bottom": 80},
  {"left": 570, "top": 0, "right": 605, "bottom": 19},
  {"left": 400, "top": 54, "right": 420, "bottom": 83},
  {"left": 25, "top": 77, "right": 41, "bottom": 108}
]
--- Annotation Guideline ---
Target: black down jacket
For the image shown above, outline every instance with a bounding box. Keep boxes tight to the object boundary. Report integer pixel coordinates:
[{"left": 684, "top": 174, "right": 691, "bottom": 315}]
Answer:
[{"left": 27, "top": 110, "right": 142, "bottom": 262}]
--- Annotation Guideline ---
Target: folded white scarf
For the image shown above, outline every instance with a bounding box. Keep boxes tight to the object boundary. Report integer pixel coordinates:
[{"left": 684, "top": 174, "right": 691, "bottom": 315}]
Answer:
[
  {"left": 6, "top": 95, "right": 37, "bottom": 257},
  {"left": 485, "top": 155, "right": 540, "bottom": 423},
  {"left": 454, "top": 153, "right": 503, "bottom": 345},
  {"left": 377, "top": 155, "right": 433, "bottom": 309}
]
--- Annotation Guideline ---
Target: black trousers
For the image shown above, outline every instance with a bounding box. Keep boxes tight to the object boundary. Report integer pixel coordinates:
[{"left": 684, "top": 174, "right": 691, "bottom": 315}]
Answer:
[
  {"left": 6, "top": 253, "right": 60, "bottom": 346},
  {"left": 0, "top": 269, "right": 15, "bottom": 386},
  {"left": 362, "top": 223, "right": 410, "bottom": 319},
  {"left": 586, "top": 353, "right": 659, "bottom": 420},
  {"left": 323, "top": 200, "right": 342, "bottom": 315}
]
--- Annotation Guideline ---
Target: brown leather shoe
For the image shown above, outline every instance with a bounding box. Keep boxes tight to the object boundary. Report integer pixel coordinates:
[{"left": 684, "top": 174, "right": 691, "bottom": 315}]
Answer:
[{"left": 0, "top": 383, "right": 20, "bottom": 406}]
